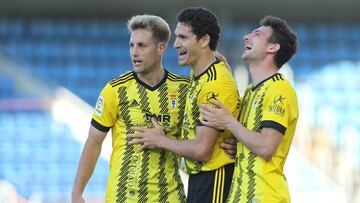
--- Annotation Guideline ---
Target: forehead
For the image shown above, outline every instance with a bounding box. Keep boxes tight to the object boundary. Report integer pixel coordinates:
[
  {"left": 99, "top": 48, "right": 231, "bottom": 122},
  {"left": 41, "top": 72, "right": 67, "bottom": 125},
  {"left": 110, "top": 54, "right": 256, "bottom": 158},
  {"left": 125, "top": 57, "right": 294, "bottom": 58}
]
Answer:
[
  {"left": 253, "top": 26, "right": 273, "bottom": 36},
  {"left": 130, "top": 28, "right": 154, "bottom": 42},
  {"left": 174, "top": 22, "right": 193, "bottom": 35}
]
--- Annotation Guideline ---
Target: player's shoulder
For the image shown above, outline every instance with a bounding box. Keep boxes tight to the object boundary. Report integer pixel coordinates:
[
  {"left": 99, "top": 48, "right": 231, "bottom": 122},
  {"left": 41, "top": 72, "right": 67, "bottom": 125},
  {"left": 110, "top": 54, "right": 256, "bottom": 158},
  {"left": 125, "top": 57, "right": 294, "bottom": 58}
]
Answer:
[
  {"left": 267, "top": 73, "right": 296, "bottom": 96},
  {"left": 166, "top": 71, "right": 190, "bottom": 84},
  {"left": 211, "top": 60, "right": 234, "bottom": 80},
  {"left": 268, "top": 74, "right": 293, "bottom": 88},
  {"left": 108, "top": 71, "right": 135, "bottom": 87}
]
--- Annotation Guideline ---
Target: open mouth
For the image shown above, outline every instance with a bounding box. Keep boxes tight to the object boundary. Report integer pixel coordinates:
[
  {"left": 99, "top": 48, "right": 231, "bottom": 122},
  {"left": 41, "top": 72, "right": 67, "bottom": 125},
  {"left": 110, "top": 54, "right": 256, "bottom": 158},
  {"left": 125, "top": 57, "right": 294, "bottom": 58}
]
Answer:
[
  {"left": 178, "top": 50, "right": 187, "bottom": 56},
  {"left": 244, "top": 44, "right": 252, "bottom": 50},
  {"left": 133, "top": 60, "right": 142, "bottom": 65}
]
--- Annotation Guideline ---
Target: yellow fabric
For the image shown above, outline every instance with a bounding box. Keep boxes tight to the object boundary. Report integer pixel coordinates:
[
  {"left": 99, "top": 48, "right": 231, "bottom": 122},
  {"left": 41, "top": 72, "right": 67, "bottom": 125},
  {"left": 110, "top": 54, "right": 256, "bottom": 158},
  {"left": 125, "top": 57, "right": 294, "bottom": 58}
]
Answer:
[
  {"left": 227, "top": 73, "right": 298, "bottom": 203},
  {"left": 182, "top": 60, "right": 241, "bottom": 174},
  {"left": 92, "top": 71, "right": 189, "bottom": 203}
]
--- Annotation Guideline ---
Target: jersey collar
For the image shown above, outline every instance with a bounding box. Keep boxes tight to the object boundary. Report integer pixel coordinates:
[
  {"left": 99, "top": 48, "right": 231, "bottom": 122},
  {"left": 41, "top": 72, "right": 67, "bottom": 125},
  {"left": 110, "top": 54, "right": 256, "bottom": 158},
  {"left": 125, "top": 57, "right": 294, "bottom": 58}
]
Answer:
[{"left": 133, "top": 70, "right": 168, "bottom": 91}]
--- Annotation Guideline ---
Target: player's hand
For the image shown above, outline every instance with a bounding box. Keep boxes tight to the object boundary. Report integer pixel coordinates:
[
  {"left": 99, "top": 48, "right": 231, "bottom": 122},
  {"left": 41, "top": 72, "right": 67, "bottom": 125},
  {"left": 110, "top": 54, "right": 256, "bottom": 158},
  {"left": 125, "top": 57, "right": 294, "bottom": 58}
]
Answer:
[
  {"left": 220, "top": 137, "right": 237, "bottom": 159},
  {"left": 71, "top": 195, "right": 85, "bottom": 203},
  {"left": 200, "top": 99, "right": 233, "bottom": 130},
  {"left": 214, "top": 51, "right": 231, "bottom": 71},
  {"left": 127, "top": 117, "right": 166, "bottom": 152}
]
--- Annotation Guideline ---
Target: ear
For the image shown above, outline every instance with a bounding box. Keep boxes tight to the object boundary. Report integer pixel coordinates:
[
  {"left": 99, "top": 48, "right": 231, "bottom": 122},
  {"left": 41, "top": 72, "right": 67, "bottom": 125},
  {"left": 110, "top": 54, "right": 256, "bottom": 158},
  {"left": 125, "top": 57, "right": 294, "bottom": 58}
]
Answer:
[
  {"left": 200, "top": 34, "right": 211, "bottom": 48},
  {"left": 157, "top": 42, "right": 167, "bottom": 55},
  {"left": 267, "top": 43, "right": 280, "bottom": 54}
]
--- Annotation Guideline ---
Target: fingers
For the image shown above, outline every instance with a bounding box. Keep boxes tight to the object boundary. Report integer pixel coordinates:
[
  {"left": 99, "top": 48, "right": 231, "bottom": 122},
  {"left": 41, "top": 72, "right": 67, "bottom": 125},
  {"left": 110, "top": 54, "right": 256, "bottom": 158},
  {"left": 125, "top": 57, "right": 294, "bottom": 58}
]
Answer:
[
  {"left": 210, "top": 99, "right": 225, "bottom": 109},
  {"left": 136, "top": 145, "right": 146, "bottom": 153},
  {"left": 151, "top": 117, "right": 161, "bottom": 129},
  {"left": 130, "top": 127, "right": 146, "bottom": 132},
  {"left": 199, "top": 103, "right": 212, "bottom": 112},
  {"left": 224, "top": 150, "right": 236, "bottom": 159},
  {"left": 223, "top": 138, "right": 237, "bottom": 145},
  {"left": 200, "top": 119, "right": 210, "bottom": 126},
  {"left": 127, "top": 138, "right": 143, "bottom": 145}
]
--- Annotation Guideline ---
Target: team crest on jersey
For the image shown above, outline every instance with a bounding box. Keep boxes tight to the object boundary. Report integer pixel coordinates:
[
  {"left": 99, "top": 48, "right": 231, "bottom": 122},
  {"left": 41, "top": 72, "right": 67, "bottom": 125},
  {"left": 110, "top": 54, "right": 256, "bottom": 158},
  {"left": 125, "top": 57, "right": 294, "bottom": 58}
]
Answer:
[
  {"left": 95, "top": 96, "right": 104, "bottom": 116},
  {"left": 170, "top": 94, "right": 177, "bottom": 108},
  {"left": 253, "top": 94, "right": 261, "bottom": 108}
]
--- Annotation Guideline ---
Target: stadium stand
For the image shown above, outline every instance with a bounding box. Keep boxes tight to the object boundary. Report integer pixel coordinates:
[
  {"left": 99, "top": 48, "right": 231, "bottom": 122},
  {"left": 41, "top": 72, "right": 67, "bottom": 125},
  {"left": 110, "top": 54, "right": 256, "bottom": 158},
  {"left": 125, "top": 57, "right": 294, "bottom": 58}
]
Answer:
[{"left": 0, "top": 18, "right": 359, "bottom": 202}]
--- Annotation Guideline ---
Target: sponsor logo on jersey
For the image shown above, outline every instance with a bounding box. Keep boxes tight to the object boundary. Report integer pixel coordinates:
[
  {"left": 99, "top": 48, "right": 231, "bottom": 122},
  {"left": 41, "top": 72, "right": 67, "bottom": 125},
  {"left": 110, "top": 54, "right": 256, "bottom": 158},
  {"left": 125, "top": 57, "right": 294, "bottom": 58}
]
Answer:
[{"left": 269, "top": 94, "right": 286, "bottom": 117}]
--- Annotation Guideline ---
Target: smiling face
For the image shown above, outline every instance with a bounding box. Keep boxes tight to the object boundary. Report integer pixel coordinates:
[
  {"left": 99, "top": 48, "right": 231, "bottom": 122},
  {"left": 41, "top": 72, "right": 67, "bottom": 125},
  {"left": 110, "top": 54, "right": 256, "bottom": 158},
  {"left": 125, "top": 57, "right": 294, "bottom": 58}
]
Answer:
[
  {"left": 242, "top": 26, "right": 274, "bottom": 63},
  {"left": 130, "top": 28, "right": 162, "bottom": 74},
  {"left": 173, "top": 22, "right": 203, "bottom": 67}
]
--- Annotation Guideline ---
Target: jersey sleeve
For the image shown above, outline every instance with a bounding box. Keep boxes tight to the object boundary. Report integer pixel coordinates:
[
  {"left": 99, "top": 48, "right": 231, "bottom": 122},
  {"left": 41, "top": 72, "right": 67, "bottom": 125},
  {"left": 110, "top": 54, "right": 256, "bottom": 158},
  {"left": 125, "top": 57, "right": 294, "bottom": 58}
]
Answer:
[
  {"left": 91, "top": 83, "right": 118, "bottom": 132},
  {"left": 197, "top": 79, "right": 240, "bottom": 126},
  {"left": 261, "top": 83, "right": 297, "bottom": 135}
]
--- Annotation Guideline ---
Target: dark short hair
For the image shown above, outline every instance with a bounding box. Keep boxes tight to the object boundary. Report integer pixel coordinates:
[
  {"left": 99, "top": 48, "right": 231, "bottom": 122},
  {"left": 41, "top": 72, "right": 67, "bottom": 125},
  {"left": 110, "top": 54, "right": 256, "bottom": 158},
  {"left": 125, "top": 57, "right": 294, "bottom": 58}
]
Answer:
[
  {"left": 177, "top": 7, "right": 220, "bottom": 51},
  {"left": 260, "top": 15, "right": 298, "bottom": 68}
]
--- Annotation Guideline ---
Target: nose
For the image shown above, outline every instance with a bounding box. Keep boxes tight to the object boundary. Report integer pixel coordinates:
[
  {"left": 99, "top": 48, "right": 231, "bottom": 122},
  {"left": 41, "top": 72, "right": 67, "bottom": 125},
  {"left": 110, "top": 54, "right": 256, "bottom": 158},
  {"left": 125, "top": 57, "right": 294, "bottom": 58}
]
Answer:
[
  {"left": 243, "top": 33, "right": 250, "bottom": 41},
  {"left": 173, "top": 37, "right": 180, "bottom": 49},
  {"left": 131, "top": 45, "right": 138, "bottom": 57}
]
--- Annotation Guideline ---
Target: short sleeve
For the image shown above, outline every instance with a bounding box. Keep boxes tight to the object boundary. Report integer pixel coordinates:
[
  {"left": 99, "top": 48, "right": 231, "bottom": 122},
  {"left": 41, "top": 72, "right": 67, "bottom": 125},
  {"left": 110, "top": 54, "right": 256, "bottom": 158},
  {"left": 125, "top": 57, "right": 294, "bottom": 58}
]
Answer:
[
  {"left": 261, "top": 84, "right": 297, "bottom": 135},
  {"left": 197, "top": 79, "right": 240, "bottom": 125},
  {"left": 91, "top": 83, "right": 118, "bottom": 132}
]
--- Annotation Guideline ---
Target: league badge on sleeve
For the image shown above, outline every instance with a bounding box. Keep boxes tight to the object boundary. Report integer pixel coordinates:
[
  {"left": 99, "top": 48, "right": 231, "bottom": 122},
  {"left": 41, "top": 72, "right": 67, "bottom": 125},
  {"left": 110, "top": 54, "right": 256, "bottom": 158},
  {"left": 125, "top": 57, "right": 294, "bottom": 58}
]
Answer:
[{"left": 95, "top": 96, "right": 104, "bottom": 116}]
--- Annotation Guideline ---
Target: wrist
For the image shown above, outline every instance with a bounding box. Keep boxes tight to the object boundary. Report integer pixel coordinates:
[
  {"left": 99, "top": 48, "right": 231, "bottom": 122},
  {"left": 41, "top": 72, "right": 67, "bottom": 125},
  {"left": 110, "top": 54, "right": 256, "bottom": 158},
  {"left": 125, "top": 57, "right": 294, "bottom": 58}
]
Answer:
[
  {"left": 226, "top": 116, "right": 238, "bottom": 131},
  {"left": 157, "top": 132, "right": 169, "bottom": 149}
]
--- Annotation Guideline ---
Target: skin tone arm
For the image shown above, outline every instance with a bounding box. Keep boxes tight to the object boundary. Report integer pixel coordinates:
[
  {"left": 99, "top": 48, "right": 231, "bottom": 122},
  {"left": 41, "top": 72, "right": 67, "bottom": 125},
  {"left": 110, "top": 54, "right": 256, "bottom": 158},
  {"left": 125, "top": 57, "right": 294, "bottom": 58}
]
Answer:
[
  {"left": 128, "top": 117, "right": 219, "bottom": 162},
  {"left": 200, "top": 99, "right": 282, "bottom": 161},
  {"left": 71, "top": 126, "right": 107, "bottom": 203}
]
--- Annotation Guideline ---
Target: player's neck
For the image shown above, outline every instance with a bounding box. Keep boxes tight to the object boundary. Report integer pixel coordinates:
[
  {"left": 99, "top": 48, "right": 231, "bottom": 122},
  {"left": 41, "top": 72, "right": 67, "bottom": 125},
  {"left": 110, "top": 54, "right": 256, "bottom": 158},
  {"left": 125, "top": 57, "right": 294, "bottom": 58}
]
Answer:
[
  {"left": 137, "top": 65, "right": 165, "bottom": 87},
  {"left": 248, "top": 59, "right": 278, "bottom": 86},
  {"left": 192, "top": 51, "right": 216, "bottom": 77}
]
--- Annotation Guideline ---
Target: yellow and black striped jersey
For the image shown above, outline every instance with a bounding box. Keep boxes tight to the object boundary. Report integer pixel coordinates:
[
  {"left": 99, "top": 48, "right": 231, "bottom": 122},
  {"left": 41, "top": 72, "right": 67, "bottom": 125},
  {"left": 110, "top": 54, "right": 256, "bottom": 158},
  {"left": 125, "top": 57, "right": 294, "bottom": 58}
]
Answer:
[
  {"left": 182, "top": 60, "right": 241, "bottom": 174},
  {"left": 227, "top": 73, "right": 298, "bottom": 203},
  {"left": 91, "top": 70, "right": 189, "bottom": 203}
]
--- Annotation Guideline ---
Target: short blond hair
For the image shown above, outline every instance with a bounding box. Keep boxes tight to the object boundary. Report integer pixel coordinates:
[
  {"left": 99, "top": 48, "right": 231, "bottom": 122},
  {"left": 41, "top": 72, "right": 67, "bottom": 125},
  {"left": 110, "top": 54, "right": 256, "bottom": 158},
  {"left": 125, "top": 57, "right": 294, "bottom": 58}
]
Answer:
[{"left": 127, "top": 14, "right": 171, "bottom": 43}]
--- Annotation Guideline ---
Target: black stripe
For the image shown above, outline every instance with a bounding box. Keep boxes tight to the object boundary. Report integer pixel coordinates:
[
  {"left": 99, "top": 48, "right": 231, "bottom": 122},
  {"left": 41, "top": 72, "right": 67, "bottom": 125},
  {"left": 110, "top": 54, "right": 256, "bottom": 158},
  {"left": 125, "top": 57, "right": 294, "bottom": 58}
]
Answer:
[
  {"left": 167, "top": 72, "right": 189, "bottom": 81},
  {"left": 194, "top": 59, "right": 220, "bottom": 81},
  {"left": 109, "top": 72, "right": 133, "bottom": 85},
  {"left": 176, "top": 83, "right": 188, "bottom": 137},
  {"left": 116, "top": 86, "right": 135, "bottom": 202},
  {"left": 157, "top": 150, "right": 170, "bottom": 202},
  {"left": 261, "top": 120, "right": 286, "bottom": 135},
  {"left": 110, "top": 77, "right": 134, "bottom": 87},
  {"left": 91, "top": 119, "right": 111, "bottom": 132},
  {"left": 137, "top": 83, "right": 151, "bottom": 202},
  {"left": 252, "top": 73, "right": 281, "bottom": 91},
  {"left": 167, "top": 77, "right": 190, "bottom": 83},
  {"left": 246, "top": 152, "right": 256, "bottom": 201},
  {"left": 212, "top": 65, "right": 217, "bottom": 81}
]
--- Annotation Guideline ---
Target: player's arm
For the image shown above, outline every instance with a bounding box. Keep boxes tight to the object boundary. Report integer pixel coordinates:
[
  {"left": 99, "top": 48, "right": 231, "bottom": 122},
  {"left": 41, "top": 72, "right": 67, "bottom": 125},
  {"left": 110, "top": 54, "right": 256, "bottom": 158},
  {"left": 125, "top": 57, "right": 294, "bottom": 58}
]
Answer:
[
  {"left": 71, "top": 125, "right": 107, "bottom": 203},
  {"left": 200, "top": 99, "right": 282, "bottom": 160},
  {"left": 128, "top": 117, "right": 218, "bottom": 162}
]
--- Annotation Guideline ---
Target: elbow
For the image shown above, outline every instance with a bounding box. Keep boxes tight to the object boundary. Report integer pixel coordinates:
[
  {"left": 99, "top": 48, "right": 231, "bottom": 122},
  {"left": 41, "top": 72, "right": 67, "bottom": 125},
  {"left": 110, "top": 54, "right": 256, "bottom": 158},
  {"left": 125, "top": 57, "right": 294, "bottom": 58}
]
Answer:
[
  {"left": 258, "top": 148, "right": 276, "bottom": 161},
  {"left": 196, "top": 149, "right": 212, "bottom": 162}
]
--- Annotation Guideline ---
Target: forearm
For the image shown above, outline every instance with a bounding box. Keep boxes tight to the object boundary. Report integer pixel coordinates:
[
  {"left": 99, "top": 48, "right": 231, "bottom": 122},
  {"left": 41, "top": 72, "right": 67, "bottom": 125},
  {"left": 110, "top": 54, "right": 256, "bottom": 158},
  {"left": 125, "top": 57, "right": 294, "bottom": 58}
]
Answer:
[
  {"left": 158, "top": 137, "right": 211, "bottom": 162},
  {"left": 226, "top": 118, "right": 271, "bottom": 159},
  {"left": 72, "top": 139, "right": 102, "bottom": 197}
]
